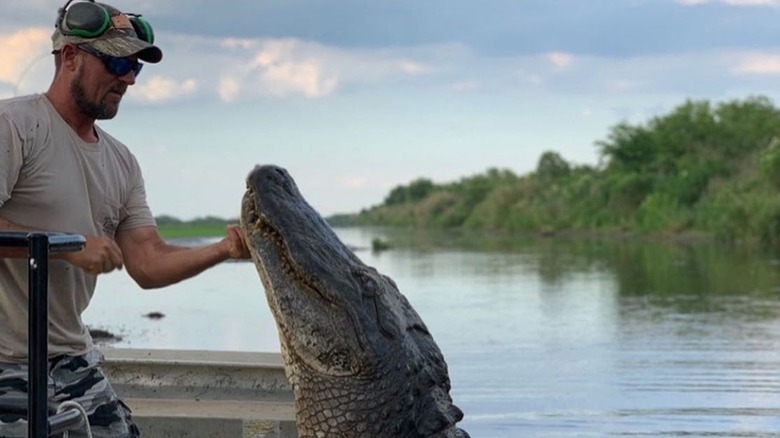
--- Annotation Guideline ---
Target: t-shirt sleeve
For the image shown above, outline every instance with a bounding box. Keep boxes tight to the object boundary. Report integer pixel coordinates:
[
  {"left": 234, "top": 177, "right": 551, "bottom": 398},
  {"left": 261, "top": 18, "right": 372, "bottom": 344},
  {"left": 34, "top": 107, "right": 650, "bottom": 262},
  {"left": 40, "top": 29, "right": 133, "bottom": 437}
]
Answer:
[
  {"left": 118, "top": 160, "right": 157, "bottom": 231},
  {"left": 0, "top": 114, "right": 24, "bottom": 208}
]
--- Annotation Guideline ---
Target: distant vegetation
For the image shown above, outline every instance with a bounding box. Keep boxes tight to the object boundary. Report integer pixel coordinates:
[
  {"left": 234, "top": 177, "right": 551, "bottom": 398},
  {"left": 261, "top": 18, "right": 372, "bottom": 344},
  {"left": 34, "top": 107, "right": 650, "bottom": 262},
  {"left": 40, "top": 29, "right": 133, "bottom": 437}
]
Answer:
[
  {"left": 331, "top": 96, "right": 780, "bottom": 245},
  {"left": 156, "top": 215, "right": 234, "bottom": 239}
]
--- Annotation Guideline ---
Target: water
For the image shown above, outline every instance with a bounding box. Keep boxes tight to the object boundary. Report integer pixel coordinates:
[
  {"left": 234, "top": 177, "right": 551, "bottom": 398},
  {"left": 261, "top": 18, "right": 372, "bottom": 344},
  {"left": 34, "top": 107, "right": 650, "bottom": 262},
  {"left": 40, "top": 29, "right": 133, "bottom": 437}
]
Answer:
[{"left": 83, "top": 228, "right": 780, "bottom": 437}]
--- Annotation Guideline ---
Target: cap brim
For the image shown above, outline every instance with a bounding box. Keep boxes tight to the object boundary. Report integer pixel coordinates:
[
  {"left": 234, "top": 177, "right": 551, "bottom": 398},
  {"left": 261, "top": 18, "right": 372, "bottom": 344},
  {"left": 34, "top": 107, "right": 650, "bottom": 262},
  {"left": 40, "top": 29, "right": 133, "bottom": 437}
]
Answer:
[{"left": 90, "top": 36, "right": 162, "bottom": 64}]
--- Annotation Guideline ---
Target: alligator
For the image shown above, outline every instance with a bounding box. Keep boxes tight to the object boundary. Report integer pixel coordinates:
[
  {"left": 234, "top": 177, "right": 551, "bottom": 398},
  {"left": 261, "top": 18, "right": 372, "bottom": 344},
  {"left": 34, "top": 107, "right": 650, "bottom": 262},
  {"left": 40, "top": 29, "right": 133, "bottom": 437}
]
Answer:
[{"left": 240, "top": 165, "right": 470, "bottom": 438}]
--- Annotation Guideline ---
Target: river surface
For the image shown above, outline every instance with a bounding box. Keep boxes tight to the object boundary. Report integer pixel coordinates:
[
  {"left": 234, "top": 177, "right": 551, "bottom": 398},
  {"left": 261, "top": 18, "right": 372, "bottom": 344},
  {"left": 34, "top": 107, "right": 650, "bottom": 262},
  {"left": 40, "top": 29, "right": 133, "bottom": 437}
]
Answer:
[{"left": 83, "top": 227, "right": 780, "bottom": 437}]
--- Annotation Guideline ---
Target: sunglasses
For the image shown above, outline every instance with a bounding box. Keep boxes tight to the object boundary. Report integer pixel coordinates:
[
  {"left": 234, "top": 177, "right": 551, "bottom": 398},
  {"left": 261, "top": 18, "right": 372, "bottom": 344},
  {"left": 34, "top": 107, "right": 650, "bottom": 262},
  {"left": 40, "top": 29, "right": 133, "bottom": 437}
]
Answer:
[{"left": 78, "top": 44, "right": 143, "bottom": 77}]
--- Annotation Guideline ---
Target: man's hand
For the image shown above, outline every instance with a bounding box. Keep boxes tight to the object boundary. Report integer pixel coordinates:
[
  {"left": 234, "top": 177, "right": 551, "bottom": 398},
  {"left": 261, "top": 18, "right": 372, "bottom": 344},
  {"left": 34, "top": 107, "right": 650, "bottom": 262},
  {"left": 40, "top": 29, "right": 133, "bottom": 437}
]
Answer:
[
  {"left": 62, "top": 235, "right": 124, "bottom": 275},
  {"left": 224, "top": 224, "right": 251, "bottom": 259}
]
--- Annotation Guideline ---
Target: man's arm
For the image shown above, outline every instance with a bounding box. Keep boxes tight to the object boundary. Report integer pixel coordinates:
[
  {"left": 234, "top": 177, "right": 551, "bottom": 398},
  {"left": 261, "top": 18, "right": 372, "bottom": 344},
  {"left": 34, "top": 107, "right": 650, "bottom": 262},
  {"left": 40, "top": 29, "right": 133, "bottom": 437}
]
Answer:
[
  {"left": 0, "top": 215, "right": 124, "bottom": 274},
  {"left": 0, "top": 215, "right": 36, "bottom": 258},
  {"left": 115, "top": 224, "right": 250, "bottom": 289}
]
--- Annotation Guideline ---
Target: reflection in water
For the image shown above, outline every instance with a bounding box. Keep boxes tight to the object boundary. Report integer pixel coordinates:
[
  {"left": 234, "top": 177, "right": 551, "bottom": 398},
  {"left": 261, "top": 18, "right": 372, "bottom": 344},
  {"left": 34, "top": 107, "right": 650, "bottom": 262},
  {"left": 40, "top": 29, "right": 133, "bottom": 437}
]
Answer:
[
  {"left": 345, "top": 228, "right": 780, "bottom": 437},
  {"left": 85, "top": 228, "right": 780, "bottom": 437}
]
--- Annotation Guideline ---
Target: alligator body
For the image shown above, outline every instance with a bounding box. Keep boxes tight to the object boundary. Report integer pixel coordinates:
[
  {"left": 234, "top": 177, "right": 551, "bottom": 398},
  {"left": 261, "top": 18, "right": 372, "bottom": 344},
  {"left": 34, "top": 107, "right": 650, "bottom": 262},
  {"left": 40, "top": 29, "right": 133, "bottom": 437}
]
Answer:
[{"left": 240, "top": 165, "right": 470, "bottom": 438}]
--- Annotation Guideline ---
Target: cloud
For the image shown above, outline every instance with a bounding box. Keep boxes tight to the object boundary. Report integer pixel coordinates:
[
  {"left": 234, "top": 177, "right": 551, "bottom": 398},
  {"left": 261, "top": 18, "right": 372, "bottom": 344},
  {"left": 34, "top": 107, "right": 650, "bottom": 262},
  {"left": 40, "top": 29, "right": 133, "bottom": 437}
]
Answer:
[
  {"left": 730, "top": 53, "right": 780, "bottom": 74},
  {"left": 0, "top": 28, "right": 453, "bottom": 103},
  {"left": 677, "top": 0, "right": 778, "bottom": 5},
  {"left": 399, "top": 61, "right": 433, "bottom": 75},
  {"left": 520, "top": 72, "right": 544, "bottom": 86},
  {"left": 451, "top": 81, "right": 481, "bottom": 92},
  {"left": 2, "top": 25, "right": 776, "bottom": 111},
  {"left": 610, "top": 79, "right": 644, "bottom": 93},
  {"left": 213, "top": 37, "right": 438, "bottom": 102},
  {"left": 497, "top": 49, "right": 780, "bottom": 98},
  {"left": 129, "top": 76, "right": 198, "bottom": 103},
  {"left": 725, "top": 0, "right": 775, "bottom": 3},
  {"left": 217, "top": 76, "right": 241, "bottom": 103},
  {"left": 548, "top": 52, "right": 575, "bottom": 70},
  {"left": 4, "top": 1, "right": 780, "bottom": 63},
  {"left": 217, "top": 39, "right": 339, "bottom": 100},
  {"left": 249, "top": 40, "right": 339, "bottom": 99},
  {"left": 340, "top": 177, "right": 369, "bottom": 189},
  {"left": 0, "top": 27, "right": 50, "bottom": 85}
]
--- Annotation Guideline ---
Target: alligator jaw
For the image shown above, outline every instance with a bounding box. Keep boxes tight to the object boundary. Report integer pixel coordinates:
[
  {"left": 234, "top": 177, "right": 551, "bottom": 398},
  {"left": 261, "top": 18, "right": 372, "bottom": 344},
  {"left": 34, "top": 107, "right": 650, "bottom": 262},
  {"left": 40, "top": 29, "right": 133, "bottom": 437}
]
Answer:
[
  {"left": 240, "top": 181, "right": 370, "bottom": 378},
  {"left": 241, "top": 187, "right": 333, "bottom": 307}
]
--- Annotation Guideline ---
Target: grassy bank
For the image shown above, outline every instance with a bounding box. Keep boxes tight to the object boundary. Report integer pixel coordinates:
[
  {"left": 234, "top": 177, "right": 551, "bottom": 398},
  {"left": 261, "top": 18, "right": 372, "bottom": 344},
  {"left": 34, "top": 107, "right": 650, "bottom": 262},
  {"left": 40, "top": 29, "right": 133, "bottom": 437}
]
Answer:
[
  {"left": 155, "top": 215, "right": 234, "bottom": 239},
  {"left": 157, "top": 223, "right": 229, "bottom": 239}
]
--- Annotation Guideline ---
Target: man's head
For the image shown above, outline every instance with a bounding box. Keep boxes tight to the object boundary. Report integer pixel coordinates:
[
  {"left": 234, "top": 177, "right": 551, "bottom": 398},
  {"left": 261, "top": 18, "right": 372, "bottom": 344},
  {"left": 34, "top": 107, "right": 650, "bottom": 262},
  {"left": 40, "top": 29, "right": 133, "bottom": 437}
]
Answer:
[{"left": 50, "top": 0, "right": 163, "bottom": 120}]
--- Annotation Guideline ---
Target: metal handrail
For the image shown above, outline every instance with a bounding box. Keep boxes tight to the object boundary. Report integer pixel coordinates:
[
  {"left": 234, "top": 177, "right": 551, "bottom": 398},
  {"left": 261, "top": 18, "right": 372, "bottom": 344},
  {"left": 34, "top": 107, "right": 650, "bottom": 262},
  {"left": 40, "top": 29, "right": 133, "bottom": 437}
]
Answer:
[{"left": 0, "top": 231, "right": 86, "bottom": 438}]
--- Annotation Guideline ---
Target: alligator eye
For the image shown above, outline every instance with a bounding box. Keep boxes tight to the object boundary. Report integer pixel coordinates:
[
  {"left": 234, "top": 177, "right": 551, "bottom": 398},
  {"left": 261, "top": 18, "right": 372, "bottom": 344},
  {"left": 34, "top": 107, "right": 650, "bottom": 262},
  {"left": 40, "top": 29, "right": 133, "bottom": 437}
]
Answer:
[
  {"left": 353, "top": 268, "right": 398, "bottom": 340},
  {"left": 353, "top": 269, "right": 377, "bottom": 297},
  {"left": 273, "top": 167, "right": 287, "bottom": 178}
]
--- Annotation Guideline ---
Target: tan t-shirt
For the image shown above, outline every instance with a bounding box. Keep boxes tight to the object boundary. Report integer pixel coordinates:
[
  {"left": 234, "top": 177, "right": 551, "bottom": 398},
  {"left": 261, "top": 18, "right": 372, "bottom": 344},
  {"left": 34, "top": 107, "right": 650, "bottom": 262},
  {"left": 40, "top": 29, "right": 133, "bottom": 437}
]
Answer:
[{"left": 0, "top": 94, "right": 156, "bottom": 361}]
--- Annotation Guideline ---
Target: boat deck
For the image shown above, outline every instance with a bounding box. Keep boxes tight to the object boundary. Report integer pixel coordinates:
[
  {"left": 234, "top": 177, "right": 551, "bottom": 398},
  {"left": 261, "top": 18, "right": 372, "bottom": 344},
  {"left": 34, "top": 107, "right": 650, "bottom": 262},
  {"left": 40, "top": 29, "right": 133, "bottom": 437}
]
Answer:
[{"left": 101, "top": 348, "right": 298, "bottom": 438}]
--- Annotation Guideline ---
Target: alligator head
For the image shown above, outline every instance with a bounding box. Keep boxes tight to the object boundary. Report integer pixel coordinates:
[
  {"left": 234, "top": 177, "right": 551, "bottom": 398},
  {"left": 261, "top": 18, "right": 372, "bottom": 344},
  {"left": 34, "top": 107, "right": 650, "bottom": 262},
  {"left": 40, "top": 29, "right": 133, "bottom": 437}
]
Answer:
[{"left": 240, "top": 165, "right": 470, "bottom": 438}]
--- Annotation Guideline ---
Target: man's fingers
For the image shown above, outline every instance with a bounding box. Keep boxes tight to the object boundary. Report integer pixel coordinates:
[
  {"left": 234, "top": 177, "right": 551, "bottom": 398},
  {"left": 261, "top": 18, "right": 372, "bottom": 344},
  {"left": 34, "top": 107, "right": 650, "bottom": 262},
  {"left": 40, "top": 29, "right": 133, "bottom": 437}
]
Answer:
[
  {"left": 81, "top": 236, "right": 124, "bottom": 274},
  {"left": 226, "top": 225, "right": 251, "bottom": 259}
]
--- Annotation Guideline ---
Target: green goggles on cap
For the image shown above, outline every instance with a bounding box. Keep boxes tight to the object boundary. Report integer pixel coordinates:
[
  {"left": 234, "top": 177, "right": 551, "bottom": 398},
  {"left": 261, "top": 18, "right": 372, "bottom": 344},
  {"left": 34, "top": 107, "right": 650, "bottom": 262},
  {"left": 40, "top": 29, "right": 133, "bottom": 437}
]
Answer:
[{"left": 55, "top": 0, "right": 155, "bottom": 44}]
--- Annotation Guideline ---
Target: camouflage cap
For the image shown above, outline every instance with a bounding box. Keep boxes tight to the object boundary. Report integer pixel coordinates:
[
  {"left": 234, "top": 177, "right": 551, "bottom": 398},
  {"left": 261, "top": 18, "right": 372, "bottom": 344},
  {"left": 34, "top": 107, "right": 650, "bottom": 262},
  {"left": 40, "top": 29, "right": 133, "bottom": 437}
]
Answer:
[{"left": 52, "top": 2, "right": 162, "bottom": 63}]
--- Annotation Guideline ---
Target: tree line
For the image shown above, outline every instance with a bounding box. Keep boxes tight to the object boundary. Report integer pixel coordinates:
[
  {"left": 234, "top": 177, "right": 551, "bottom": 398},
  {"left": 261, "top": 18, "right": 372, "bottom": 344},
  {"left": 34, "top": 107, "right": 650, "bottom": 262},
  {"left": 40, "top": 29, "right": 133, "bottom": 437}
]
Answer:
[{"left": 331, "top": 96, "right": 780, "bottom": 245}]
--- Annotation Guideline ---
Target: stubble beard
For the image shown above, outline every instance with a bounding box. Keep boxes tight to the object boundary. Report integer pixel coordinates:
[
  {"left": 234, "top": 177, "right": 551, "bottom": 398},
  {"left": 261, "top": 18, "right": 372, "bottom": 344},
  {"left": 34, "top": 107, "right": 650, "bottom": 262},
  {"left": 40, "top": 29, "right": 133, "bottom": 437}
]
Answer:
[{"left": 71, "top": 66, "right": 120, "bottom": 120}]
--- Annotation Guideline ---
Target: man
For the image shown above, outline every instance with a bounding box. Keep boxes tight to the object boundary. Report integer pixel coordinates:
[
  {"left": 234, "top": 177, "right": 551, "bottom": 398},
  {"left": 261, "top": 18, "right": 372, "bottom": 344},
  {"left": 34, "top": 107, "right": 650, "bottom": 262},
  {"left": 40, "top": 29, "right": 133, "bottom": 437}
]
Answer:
[{"left": 0, "top": 1, "right": 250, "bottom": 436}]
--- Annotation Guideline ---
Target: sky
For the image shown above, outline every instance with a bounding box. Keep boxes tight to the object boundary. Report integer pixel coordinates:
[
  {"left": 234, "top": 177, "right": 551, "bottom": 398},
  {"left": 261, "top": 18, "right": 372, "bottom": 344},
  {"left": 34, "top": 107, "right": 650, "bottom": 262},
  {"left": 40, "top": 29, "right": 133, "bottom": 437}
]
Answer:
[{"left": 2, "top": 0, "right": 780, "bottom": 220}]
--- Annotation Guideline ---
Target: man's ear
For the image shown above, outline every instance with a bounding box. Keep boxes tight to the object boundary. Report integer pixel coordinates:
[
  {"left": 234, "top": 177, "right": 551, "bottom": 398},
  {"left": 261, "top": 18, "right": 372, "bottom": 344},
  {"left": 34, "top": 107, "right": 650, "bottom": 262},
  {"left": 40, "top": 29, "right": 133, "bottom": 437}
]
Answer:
[{"left": 59, "top": 44, "right": 81, "bottom": 71}]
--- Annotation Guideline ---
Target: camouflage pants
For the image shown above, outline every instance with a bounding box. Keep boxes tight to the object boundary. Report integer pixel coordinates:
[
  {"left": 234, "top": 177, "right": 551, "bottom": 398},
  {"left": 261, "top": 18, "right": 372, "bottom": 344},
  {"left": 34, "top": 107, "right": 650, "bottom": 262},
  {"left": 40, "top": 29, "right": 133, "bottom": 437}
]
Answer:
[{"left": 0, "top": 349, "right": 139, "bottom": 437}]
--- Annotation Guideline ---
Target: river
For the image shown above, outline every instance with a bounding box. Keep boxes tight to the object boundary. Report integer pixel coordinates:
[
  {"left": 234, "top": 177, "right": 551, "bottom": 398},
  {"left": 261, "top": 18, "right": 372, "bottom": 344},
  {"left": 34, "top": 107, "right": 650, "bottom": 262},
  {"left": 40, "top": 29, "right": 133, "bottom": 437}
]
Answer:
[{"left": 83, "top": 227, "right": 780, "bottom": 437}]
